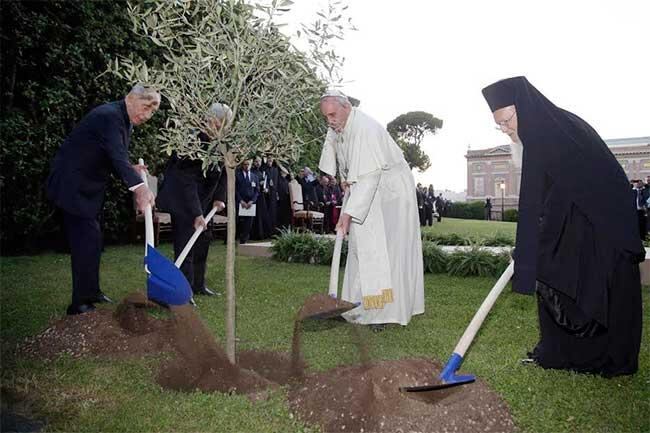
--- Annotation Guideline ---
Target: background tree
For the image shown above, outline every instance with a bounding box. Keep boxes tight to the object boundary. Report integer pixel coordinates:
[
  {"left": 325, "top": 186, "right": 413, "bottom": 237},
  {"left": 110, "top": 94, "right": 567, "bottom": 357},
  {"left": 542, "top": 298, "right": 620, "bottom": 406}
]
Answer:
[
  {"left": 387, "top": 111, "right": 443, "bottom": 172},
  {"left": 111, "top": 0, "right": 352, "bottom": 362},
  {"left": 0, "top": 1, "right": 168, "bottom": 253}
]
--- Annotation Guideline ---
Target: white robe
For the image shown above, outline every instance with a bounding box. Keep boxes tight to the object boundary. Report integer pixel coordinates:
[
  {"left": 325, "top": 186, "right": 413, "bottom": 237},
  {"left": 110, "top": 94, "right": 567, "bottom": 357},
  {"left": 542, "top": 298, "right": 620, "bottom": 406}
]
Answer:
[{"left": 319, "top": 108, "right": 425, "bottom": 325}]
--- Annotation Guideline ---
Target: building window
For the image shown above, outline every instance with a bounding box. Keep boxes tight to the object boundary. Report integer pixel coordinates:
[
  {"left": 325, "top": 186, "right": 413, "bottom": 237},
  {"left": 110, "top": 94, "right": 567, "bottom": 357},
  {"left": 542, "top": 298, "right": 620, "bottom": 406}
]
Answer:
[
  {"left": 494, "top": 178, "right": 506, "bottom": 196},
  {"left": 474, "top": 177, "right": 485, "bottom": 196}
]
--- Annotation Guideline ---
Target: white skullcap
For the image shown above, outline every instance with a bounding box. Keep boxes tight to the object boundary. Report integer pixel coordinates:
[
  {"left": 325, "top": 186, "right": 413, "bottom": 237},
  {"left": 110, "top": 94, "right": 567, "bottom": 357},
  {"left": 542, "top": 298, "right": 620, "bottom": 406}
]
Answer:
[{"left": 320, "top": 88, "right": 347, "bottom": 100}]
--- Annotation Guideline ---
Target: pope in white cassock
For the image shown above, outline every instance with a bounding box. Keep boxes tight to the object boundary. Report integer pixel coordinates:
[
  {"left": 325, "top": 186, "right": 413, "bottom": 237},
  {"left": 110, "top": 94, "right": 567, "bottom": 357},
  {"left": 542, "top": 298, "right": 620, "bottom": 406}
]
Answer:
[{"left": 318, "top": 90, "right": 425, "bottom": 329}]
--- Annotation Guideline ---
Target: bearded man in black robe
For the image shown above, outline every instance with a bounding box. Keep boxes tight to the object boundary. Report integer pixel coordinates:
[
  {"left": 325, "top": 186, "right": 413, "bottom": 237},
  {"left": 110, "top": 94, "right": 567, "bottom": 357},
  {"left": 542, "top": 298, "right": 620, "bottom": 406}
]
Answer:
[{"left": 482, "top": 76, "right": 644, "bottom": 377}]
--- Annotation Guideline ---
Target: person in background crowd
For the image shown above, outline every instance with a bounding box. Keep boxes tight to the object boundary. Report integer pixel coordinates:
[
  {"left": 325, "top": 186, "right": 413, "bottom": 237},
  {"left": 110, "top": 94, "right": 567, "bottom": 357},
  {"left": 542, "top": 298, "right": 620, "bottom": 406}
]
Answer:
[
  {"left": 235, "top": 160, "right": 259, "bottom": 244},
  {"left": 435, "top": 193, "right": 444, "bottom": 222},
  {"left": 263, "top": 156, "right": 280, "bottom": 234},
  {"left": 416, "top": 183, "right": 425, "bottom": 226},
  {"left": 315, "top": 175, "right": 333, "bottom": 232},
  {"left": 250, "top": 156, "right": 271, "bottom": 240},
  {"left": 633, "top": 179, "right": 648, "bottom": 240},
  {"left": 424, "top": 184, "right": 436, "bottom": 226},
  {"left": 484, "top": 197, "right": 493, "bottom": 221},
  {"left": 276, "top": 165, "right": 292, "bottom": 230},
  {"left": 329, "top": 175, "right": 343, "bottom": 231}
]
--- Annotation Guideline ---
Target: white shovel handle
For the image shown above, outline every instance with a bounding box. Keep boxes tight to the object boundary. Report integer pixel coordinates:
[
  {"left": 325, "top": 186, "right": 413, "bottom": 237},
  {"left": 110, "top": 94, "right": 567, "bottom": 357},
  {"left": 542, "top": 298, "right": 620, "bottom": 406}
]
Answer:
[
  {"left": 328, "top": 229, "right": 345, "bottom": 297},
  {"left": 174, "top": 206, "right": 220, "bottom": 268},
  {"left": 139, "top": 159, "right": 155, "bottom": 271},
  {"left": 453, "top": 261, "right": 514, "bottom": 357}
]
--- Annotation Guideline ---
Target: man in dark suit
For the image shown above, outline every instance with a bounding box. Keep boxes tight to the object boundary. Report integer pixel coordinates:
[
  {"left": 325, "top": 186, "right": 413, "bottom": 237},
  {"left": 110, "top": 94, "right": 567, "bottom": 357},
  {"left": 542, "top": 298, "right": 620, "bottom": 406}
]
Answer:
[
  {"left": 47, "top": 85, "right": 159, "bottom": 315},
  {"left": 415, "top": 183, "right": 425, "bottom": 225},
  {"left": 156, "top": 102, "right": 230, "bottom": 297},
  {"left": 633, "top": 179, "right": 648, "bottom": 240},
  {"left": 235, "top": 160, "right": 259, "bottom": 244},
  {"left": 262, "top": 156, "right": 280, "bottom": 234}
]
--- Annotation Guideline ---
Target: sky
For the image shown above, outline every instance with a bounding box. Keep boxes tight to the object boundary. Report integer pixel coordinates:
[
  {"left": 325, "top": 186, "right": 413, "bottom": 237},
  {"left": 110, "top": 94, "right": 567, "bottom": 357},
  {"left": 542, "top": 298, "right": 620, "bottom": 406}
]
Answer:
[{"left": 282, "top": 0, "right": 650, "bottom": 192}]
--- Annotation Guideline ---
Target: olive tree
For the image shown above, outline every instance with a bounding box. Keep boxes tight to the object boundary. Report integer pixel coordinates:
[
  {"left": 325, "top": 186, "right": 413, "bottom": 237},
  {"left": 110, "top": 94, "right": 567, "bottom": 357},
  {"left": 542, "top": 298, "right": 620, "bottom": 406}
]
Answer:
[{"left": 109, "top": 0, "right": 352, "bottom": 362}]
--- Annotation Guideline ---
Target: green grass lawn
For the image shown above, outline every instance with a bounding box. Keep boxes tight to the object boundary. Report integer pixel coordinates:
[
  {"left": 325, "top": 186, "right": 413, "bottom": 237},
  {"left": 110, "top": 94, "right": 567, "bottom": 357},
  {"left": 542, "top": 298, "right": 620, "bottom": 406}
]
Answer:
[
  {"left": 1, "top": 225, "right": 649, "bottom": 432},
  {"left": 421, "top": 217, "right": 517, "bottom": 239}
]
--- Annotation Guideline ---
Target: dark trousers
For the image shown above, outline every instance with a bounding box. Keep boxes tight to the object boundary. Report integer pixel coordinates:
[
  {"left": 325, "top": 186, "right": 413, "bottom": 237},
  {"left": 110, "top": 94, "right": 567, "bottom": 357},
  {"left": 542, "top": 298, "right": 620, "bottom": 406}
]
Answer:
[
  {"left": 485, "top": 208, "right": 492, "bottom": 220},
  {"left": 266, "top": 190, "right": 278, "bottom": 233},
  {"left": 424, "top": 205, "right": 433, "bottom": 226},
  {"left": 171, "top": 215, "right": 211, "bottom": 293},
  {"left": 637, "top": 210, "right": 646, "bottom": 240},
  {"left": 238, "top": 216, "right": 254, "bottom": 244},
  {"left": 62, "top": 211, "right": 102, "bottom": 306}
]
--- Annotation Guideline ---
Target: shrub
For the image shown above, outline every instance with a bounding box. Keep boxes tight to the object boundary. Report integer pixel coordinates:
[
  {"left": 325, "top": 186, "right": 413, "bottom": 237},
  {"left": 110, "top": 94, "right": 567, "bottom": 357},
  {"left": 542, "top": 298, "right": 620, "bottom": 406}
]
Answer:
[
  {"left": 447, "top": 246, "right": 504, "bottom": 277},
  {"left": 491, "top": 250, "right": 514, "bottom": 277},
  {"left": 422, "top": 242, "right": 448, "bottom": 273},
  {"left": 446, "top": 201, "right": 485, "bottom": 220},
  {"left": 270, "top": 229, "right": 347, "bottom": 265},
  {"left": 481, "top": 232, "right": 515, "bottom": 247},
  {"left": 272, "top": 230, "right": 514, "bottom": 278},
  {"left": 503, "top": 208, "right": 519, "bottom": 222},
  {"left": 421, "top": 232, "right": 470, "bottom": 245}
]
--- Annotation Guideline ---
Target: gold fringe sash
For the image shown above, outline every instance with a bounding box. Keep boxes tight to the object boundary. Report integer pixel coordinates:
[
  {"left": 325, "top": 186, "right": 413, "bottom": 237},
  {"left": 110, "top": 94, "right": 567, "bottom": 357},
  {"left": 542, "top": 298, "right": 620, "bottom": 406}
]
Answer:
[{"left": 362, "top": 288, "right": 394, "bottom": 310}]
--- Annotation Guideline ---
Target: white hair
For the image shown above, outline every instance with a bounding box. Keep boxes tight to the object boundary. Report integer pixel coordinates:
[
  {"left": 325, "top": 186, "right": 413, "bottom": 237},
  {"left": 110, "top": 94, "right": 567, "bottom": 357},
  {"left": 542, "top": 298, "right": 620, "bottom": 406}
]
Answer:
[
  {"left": 129, "top": 84, "right": 160, "bottom": 102},
  {"left": 208, "top": 102, "right": 233, "bottom": 122}
]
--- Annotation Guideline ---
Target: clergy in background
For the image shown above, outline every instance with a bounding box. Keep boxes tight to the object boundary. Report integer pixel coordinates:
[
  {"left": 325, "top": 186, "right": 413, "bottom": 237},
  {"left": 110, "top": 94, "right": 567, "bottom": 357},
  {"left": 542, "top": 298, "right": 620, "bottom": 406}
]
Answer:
[
  {"left": 482, "top": 76, "right": 644, "bottom": 377},
  {"left": 318, "top": 90, "right": 424, "bottom": 331}
]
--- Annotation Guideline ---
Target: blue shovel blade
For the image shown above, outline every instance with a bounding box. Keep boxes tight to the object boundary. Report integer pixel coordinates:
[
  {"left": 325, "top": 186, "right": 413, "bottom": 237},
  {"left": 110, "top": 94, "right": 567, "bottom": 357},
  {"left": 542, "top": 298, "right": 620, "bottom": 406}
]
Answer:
[{"left": 145, "top": 244, "right": 192, "bottom": 306}]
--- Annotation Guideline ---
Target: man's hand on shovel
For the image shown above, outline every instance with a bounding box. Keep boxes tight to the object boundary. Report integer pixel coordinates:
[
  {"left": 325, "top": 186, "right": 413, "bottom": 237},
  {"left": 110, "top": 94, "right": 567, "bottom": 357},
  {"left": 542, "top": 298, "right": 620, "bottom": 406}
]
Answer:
[
  {"left": 193, "top": 215, "right": 208, "bottom": 232},
  {"left": 134, "top": 185, "right": 155, "bottom": 213}
]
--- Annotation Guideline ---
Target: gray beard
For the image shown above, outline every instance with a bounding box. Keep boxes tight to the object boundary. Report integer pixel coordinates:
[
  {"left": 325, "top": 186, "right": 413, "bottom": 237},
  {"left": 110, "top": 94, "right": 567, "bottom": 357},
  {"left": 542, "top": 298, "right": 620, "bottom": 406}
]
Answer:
[{"left": 510, "top": 136, "right": 523, "bottom": 169}]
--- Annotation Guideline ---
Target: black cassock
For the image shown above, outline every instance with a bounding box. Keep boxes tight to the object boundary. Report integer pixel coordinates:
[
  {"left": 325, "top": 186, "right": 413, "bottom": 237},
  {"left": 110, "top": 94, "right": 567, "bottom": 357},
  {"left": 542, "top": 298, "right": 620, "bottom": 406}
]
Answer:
[
  {"left": 482, "top": 77, "right": 644, "bottom": 377},
  {"left": 250, "top": 166, "right": 271, "bottom": 240}
]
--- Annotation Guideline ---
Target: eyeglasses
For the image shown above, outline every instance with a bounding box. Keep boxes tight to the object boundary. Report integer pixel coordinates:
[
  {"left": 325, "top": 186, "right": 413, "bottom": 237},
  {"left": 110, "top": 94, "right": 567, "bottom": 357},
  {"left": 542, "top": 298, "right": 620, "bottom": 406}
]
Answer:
[{"left": 494, "top": 111, "right": 516, "bottom": 130}]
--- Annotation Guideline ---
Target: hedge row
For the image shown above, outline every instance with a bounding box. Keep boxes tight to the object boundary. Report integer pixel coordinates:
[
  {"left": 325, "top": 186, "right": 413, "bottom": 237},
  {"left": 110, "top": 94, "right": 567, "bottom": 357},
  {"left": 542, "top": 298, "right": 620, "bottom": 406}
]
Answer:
[{"left": 271, "top": 229, "right": 512, "bottom": 278}]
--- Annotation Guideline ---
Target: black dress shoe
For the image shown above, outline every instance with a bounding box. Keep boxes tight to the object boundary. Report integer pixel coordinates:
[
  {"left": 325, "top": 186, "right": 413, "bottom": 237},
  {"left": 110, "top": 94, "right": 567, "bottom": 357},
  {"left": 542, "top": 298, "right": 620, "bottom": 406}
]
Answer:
[
  {"left": 194, "top": 287, "right": 220, "bottom": 296},
  {"left": 66, "top": 303, "right": 96, "bottom": 316},
  {"left": 92, "top": 292, "right": 114, "bottom": 304}
]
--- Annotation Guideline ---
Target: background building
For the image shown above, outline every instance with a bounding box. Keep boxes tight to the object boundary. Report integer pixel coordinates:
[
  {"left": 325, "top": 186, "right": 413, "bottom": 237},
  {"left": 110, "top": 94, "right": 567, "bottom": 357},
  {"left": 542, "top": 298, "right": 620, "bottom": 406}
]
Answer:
[{"left": 465, "top": 136, "right": 650, "bottom": 219}]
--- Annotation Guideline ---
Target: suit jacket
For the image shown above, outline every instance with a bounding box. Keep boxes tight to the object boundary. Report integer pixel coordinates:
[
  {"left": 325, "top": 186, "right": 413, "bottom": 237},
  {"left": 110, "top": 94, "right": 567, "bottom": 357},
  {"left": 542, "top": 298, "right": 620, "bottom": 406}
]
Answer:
[
  {"left": 47, "top": 100, "right": 141, "bottom": 217},
  {"left": 235, "top": 169, "right": 259, "bottom": 205},
  {"left": 157, "top": 146, "right": 227, "bottom": 220}
]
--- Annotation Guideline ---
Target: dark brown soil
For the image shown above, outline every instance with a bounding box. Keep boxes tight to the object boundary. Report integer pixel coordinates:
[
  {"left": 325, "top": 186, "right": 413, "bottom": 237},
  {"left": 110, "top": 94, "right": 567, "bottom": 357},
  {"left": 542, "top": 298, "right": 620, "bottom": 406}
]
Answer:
[
  {"left": 297, "top": 293, "right": 357, "bottom": 320},
  {"left": 17, "top": 293, "right": 517, "bottom": 432},
  {"left": 156, "top": 305, "right": 273, "bottom": 395},
  {"left": 17, "top": 295, "right": 173, "bottom": 360},
  {"left": 287, "top": 358, "right": 516, "bottom": 433}
]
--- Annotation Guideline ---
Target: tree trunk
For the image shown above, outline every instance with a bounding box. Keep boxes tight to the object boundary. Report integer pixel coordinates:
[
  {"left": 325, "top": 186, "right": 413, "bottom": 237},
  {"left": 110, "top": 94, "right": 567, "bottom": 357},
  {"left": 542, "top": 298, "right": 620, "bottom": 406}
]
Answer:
[{"left": 224, "top": 152, "right": 237, "bottom": 364}]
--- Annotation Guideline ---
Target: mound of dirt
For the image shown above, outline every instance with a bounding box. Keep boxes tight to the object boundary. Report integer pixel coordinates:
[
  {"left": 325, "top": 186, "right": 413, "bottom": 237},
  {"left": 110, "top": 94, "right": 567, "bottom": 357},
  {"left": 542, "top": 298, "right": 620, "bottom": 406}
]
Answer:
[
  {"left": 18, "top": 295, "right": 173, "bottom": 360},
  {"left": 287, "top": 358, "right": 516, "bottom": 433}
]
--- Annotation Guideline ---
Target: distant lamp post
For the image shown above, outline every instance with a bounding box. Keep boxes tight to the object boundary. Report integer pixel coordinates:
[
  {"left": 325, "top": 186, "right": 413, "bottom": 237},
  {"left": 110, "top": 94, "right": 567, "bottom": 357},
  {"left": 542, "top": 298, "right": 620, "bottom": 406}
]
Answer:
[{"left": 500, "top": 182, "right": 506, "bottom": 221}]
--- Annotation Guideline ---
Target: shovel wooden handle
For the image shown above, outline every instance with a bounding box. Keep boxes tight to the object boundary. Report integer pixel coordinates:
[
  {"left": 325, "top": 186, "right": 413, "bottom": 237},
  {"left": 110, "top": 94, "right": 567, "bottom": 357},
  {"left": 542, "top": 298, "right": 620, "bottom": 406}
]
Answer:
[
  {"left": 328, "top": 229, "right": 345, "bottom": 297},
  {"left": 174, "top": 206, "right": 220, "bottom": 268},
  {"left": 139, "top": 158, "right": 155, "bottom": 272},
  {"left": 453, "top": 261, "right": 514, "bottom": 357}
]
